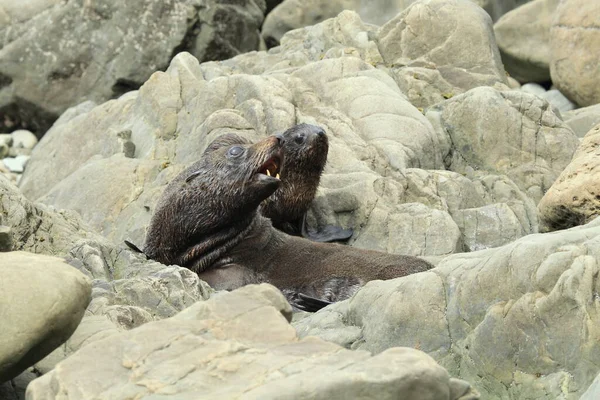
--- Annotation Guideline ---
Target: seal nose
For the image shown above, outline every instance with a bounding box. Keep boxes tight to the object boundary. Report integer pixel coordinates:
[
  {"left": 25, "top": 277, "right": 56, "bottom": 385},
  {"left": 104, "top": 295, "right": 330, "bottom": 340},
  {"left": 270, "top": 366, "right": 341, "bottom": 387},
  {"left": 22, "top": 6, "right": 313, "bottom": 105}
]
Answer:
[{"left": 274, "top": 134, "right": 285, "bottom": 145}]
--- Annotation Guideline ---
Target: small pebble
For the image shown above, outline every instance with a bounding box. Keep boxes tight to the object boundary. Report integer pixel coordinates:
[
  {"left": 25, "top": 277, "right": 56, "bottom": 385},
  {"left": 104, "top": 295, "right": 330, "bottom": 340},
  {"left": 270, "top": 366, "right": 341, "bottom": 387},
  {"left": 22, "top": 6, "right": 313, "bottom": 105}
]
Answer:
[
  {"left": 11, "top": 129, "right": 38, "bottom": 149},
  {"left": 2, "top": 155, "right": 30, "bottom": 173},
  {"left": 520, "top": 83, "right": 546, "bottom": 96}
]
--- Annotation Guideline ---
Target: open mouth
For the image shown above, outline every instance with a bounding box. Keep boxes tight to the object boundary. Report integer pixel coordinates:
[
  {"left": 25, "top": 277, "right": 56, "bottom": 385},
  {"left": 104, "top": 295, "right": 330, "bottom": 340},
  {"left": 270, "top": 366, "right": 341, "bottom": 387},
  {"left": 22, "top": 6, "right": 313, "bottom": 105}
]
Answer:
[{"left": 257, "top": 155, "right": 282, "bottom": 180}]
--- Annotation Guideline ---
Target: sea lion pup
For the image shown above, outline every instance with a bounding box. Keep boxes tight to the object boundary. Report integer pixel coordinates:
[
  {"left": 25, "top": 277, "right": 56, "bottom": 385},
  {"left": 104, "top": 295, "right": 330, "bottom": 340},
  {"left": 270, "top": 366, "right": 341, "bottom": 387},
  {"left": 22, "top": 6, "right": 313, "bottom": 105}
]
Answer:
[
  {"left": 260, "top": 123, "right": 353, "bottom": 243},
  {"left": 144, "top": 133, "right": 434, "bottom": 311}
]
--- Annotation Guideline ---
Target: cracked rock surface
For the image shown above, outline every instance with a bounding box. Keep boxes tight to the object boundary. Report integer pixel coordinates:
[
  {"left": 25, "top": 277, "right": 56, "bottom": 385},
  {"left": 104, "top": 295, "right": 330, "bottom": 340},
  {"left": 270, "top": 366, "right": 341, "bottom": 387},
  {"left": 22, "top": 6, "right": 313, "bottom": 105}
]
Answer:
[
  {"left": 26, "top": 284, "right": 480, "bottom": 400},
  {"left": 295, "top": 218, "right": 600, "bottom": 400},
  {"left": 0, "top": 0, "right": 266, "bottom": 135}
]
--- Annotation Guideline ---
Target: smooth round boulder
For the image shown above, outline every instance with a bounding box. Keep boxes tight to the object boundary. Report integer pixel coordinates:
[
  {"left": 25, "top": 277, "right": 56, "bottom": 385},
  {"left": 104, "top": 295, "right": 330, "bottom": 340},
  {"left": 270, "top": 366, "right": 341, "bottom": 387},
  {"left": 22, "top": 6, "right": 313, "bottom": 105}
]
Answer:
[
  {"left": 0, "top": 251, "right": 91, "bottom": 381},
  {"left": 549, "top": 0, "right": 600, "bottom": 106}
]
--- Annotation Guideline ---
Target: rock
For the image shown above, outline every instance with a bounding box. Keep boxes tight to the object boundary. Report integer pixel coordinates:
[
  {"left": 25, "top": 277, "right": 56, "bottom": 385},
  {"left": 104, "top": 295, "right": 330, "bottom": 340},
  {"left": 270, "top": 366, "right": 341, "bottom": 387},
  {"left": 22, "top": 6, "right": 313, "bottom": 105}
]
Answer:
[
  {"left": 0, "top": 133, "right": 12, "bottom": 146},
  {"left": 539, "top": 89, "right": 576, "bottom": 114},
  {"left": 0, "top": 0, "right": 267, "bottom": 136},
  {"left": 0, "top": 142, "right": 7, "bottom": 158},
  {"left": 0, "top": 368, "right": 39, "bottom": 400},
  {"left": 549, "top": 0, "right": 600, "bottom": 106},
  {"left": 294, "top": 218, "right": 600, "bottom": 399},
  {"left": 581, "top": 373, "right": 600, "bottom": 400},
  {"left": 494, "top": 0, "right": 559, "bottom": 82},
  {"left": 474, "top": 0, "right": 536, "bottom": 22},
  {"left": 0, "top": 251, "right": 92, "bottom": 381},
  {"left": 562, "top": 103, "right": 600, "bottom": 138},
  {"left": 425, "top": 86, "right": 579, "bottom": 203},
  {"left": 538, "top": 123, "right": 600, "bottom": 231},
  {"left": 379, "top": 0, "right": 507, "bottom": 89},
  {"left": 263, "top": 0, "right": 532, "bottom": 47},
  {"left": 26, "top": 284, "right": 479, "bottom": 400},
  {"left": 2, "top": 156, "right": 28, "bottom": 173},
  {"left": 10, "top": 129, "right": 37, "bottom": 149},
  {"left": 454, "top": 203, "right": 528, "bottom": 251},
  {"left": 262, "top": 0, "right": 408, "bottom": 47},
  {"left": 506, "top": 76, "right": 520, "bottom": 89},
  {"left": 520, "top": 82, "right": 546, "bottom": 96},
  {"left": 380, "top": 0, "right": 509, "bottom": 108}
]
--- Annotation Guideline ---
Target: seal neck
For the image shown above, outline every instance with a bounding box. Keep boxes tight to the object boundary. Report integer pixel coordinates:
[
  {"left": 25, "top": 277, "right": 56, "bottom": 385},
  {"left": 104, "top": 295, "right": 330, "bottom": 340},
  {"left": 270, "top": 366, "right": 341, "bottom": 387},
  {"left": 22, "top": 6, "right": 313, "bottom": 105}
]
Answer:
[{"left": 178, "top": 213, "right": 258, "bottom": 273}]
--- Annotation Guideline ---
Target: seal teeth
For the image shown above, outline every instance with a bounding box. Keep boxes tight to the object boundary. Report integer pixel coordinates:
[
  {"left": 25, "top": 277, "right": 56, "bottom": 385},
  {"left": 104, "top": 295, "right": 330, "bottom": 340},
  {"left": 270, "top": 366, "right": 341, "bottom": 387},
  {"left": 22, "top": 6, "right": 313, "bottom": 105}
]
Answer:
[
  {"left": 267, "top": 169, "right": 271, "bottom": 176},
  {"left": 276, "top": 173, "right": 280, "bottom": 179}
]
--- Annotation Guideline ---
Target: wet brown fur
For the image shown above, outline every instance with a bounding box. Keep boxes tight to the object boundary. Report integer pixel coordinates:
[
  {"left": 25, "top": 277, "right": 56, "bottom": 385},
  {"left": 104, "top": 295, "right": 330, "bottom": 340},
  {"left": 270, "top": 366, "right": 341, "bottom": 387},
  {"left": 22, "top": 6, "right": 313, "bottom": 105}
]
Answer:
[
  {"left": 144, "top": 130, "right": 434, "bottom": 305},
  {"left": 260, "top": 123, "right": 327, "bottom": 235}
]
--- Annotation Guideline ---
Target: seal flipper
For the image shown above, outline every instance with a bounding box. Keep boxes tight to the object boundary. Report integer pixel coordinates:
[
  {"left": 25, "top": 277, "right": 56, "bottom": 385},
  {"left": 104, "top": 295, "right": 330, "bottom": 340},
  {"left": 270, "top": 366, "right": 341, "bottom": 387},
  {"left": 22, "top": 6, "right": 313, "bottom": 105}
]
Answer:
[
  {"left": 293, "top": 293, "right": 333, "bottom": 312},
  {"left": 124, "top": 240, "right": 147, "bottom": 258},
  {"left": 300, "top": 213, "right": 354, "bottom": 243}
]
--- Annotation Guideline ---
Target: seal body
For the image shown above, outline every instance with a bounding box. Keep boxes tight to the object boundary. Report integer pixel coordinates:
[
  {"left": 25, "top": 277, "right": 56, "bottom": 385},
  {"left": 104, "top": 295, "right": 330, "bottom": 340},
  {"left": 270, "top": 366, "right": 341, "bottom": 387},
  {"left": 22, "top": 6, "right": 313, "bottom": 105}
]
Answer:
[
  {"left": 200, "top": 215, "right": 433, "bottom": 304},
  {"left": 143, "top": 133, "right": 284, "bottom": 271},
  {"left": 144, "top": 131, "right": 433, "bottom": 309},
  {"left": 260, "top": 123, "right": 353, "bottom": 242}
]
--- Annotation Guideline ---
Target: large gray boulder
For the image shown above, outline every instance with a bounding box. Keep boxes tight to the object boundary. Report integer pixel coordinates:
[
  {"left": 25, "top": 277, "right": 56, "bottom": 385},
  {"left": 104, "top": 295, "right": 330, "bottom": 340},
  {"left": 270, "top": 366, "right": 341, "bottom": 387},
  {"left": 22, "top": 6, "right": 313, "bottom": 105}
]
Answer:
[
  {"left": 425, "top": 86, "right": 579, "bottom": 203},
  {"left": 26, "top": 284, "right": 479, "bottom": 400},
  {"left": 0, "top": 251, "right": 91, "bottom": 382},
  {"left": 0, "top": 0, "right": 266, "bottom": 135},
  {"left": 549, "top": 0, "right": 600, "bottom": 106},
  {"left": 19, "top": 10, "right": 539, "bottom": 256},
  {"left": 494, "top": 0, "right": 559, "bottom": 82},
  {"left": 295, "top": 217, "right": 600, "bottom": 399},
  {"left": 378, "top": 0, "right": 509, "bottom": 109}
]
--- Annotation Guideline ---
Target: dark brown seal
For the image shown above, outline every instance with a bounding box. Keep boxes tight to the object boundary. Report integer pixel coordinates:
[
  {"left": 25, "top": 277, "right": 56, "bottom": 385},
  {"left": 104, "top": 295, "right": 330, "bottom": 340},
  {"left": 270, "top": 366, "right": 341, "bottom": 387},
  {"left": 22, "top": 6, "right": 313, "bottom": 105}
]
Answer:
[
  {"left": 143, "top": 133, "right": 284, "bottom": 271},
  {"left": 260, "top": 123, "right": 352, "bottom": 242},
  {"left": 144, "top": 133, "right": 434, "bottom": 310}
]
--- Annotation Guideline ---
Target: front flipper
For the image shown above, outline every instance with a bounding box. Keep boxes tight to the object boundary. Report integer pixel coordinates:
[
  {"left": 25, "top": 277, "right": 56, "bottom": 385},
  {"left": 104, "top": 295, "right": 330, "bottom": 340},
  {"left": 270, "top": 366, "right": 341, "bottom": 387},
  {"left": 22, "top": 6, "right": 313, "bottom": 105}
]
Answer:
[
  {"left": 292, "top": 293, "right": 333, "bottom": 312},
  {"left": 300, "top": 213, "right": 353, "bottom": 243},
  {"left": 124, "top": 240, "right": 147, "bottom": 258}
]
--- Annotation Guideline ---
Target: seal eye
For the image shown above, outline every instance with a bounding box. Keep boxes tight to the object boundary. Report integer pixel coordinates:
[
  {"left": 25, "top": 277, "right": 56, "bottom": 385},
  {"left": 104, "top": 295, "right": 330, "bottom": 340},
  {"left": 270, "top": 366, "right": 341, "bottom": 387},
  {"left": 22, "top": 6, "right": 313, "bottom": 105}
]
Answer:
[
  {"left": 227, "top": 146, "right": 244, "bottom": 158},
  {"left": 294, "top": 135, "right": 305, "bottom": 145}
]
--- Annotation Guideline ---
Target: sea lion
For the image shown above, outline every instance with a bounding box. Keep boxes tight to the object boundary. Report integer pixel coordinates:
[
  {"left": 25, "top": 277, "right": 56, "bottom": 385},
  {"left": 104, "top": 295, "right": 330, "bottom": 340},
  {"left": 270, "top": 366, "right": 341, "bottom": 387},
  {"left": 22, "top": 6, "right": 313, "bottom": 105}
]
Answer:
[
  {"left": 144, "top": 132, "right": 434, "bottom": 311},
  {"left": 260, "top": 123, "right": 353, "bottom": 243}
]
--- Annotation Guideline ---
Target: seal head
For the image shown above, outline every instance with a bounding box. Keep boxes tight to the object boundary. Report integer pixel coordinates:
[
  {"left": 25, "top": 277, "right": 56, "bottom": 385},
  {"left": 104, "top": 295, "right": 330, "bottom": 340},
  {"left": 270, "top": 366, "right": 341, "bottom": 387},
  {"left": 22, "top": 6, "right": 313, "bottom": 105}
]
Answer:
[
  {"left": 261, "top": 123, "right": 353, "bottom": 242},
  {"left": 143, "top": 133, "right": 284, "bottom": 272}
]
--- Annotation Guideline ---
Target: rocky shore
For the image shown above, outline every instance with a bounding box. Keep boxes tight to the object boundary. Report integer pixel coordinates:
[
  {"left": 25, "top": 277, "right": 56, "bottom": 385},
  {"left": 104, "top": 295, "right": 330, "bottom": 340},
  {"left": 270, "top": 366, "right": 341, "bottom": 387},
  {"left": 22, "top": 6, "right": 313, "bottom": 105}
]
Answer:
[{"left": 1, "top": 0, "right": 599, "bottom": 398}]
